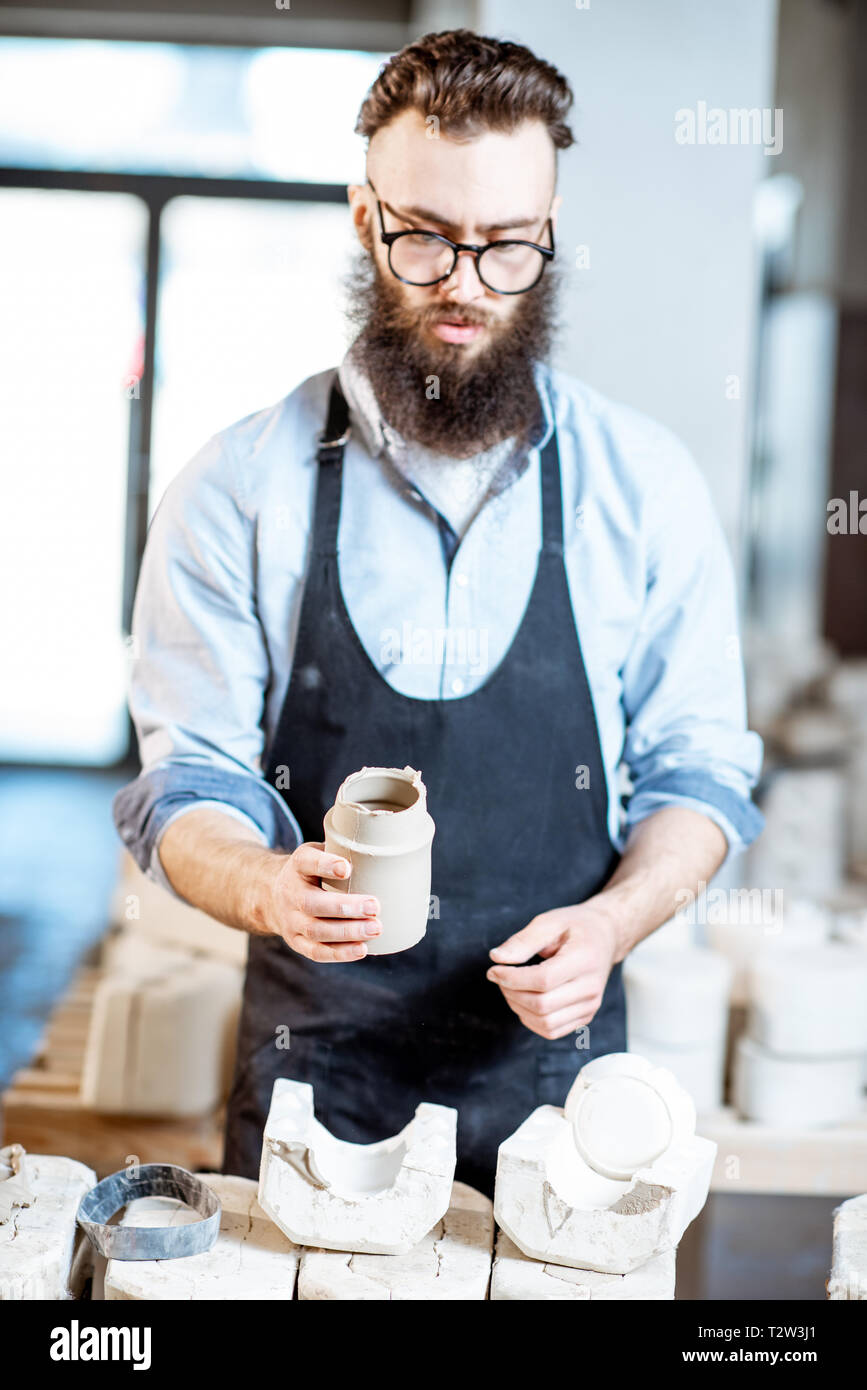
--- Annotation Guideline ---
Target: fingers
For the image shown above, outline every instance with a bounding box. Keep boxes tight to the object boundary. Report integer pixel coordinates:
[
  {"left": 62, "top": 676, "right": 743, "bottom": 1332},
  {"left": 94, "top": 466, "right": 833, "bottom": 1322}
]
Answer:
[
  {"left": 304, "top": 916, "right": 382, "bottom": 943},
  {"left": 497, "top": 982, "right": 599, "bottom": 1038},
  {"left": 497, "top": 977, "right": 595, "bottom": 1019},
  {"left": 293, "top": 842, "right": 352, "bottom": 882},
  {"left": 278, "top": 844, "right": 383, "bottom": 959},
  {"left": 489, "top": 914, "right": 565, "bottom": 967},
  {"left": 301, "top": 885, "right": 380, "bottom": 921},
  {"left": 287, "top": 933, "right": 371, "bottom": 964},
  {"left": 486, "top": 949, "right": 578, "bottom": 993}
]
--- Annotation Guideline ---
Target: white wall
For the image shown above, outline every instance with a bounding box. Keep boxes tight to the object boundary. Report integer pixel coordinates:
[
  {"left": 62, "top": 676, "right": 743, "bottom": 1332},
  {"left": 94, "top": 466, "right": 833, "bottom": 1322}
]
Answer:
[{"left": 476, "top": 0, "right": 779, "bottom": 552}]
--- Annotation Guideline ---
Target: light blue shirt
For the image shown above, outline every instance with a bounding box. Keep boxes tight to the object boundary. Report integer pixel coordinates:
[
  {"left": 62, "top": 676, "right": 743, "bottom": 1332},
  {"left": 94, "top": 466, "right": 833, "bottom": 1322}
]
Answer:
[{"left": 114, "top": 357, "right": 764, "bottom": 892}]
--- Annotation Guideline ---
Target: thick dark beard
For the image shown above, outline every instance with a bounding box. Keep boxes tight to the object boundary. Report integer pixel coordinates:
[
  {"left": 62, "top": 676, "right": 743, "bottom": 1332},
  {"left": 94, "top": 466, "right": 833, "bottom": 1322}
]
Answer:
[{"left": 343, "top": 251, "right": 559, "bottom": 458}]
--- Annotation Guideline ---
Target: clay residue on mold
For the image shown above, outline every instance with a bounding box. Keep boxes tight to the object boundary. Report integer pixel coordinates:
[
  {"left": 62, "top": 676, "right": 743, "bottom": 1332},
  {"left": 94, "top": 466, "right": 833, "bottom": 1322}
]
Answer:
[{"left": 607, "top": 1181, "right": 672, "bottom": 1216}]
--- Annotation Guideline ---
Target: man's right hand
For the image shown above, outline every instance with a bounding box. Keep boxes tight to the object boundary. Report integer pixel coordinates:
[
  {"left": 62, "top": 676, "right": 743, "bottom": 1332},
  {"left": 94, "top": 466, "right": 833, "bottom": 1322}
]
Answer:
[
  {"left": 157, "top": 807, "right": 380, "bottom": 960},
  {"left": 260, "top": 840, "right": 382, "bottom": 962}
]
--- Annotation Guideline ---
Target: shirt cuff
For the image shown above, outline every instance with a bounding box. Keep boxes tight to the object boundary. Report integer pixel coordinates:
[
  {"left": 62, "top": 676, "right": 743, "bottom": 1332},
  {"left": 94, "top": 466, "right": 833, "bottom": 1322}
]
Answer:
[
  {"left": 624, "top": 769, "right": 765, "bottom": 858},
  {"left": 113, "top": 762, "right": 305, "bottom": 887}
]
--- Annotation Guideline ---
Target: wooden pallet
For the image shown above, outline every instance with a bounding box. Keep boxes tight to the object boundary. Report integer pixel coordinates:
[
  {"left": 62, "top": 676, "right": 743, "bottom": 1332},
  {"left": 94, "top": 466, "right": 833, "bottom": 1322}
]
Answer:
[{"left": 1, "top": 965, "right": 224, "bottom": 1177}]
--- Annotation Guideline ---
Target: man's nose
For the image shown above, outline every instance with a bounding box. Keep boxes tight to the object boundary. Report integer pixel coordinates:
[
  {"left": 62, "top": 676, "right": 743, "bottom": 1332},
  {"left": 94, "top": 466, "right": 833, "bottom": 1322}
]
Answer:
[{"left": 440, "top": 250, "right": 487, "bottom": 304}]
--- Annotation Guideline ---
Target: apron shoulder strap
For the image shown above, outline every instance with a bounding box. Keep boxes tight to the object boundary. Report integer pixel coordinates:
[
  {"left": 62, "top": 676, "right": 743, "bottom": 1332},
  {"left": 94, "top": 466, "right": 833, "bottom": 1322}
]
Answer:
[
  {"left": 311, "top": 375, "right": 351, "bottom": 556},
  {"left": 538, "top": 426, "right": 564, "bottom": 555}
]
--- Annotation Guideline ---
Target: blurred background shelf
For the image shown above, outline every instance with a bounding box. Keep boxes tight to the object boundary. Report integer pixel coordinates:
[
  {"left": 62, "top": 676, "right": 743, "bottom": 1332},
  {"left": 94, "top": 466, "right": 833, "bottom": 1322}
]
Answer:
[
  {"left": 0, "top": 962, "right": 225, "bottom": 1176},
  {"left": 701, "top": 1105, "right": 867, "bottom": 1196}
]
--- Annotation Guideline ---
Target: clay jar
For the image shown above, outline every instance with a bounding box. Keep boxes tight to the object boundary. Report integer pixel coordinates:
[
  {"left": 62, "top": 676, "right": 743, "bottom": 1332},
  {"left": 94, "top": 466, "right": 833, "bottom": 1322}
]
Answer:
[{"left": 321, "top": 766, "right": 435, "bottom": 955}]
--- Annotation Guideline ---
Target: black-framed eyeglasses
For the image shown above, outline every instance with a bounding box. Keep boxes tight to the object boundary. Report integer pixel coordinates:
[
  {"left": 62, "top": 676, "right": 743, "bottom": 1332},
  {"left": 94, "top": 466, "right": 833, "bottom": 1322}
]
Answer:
[{"left": 368, "top": 179, "right": 555, "bottom": 295}]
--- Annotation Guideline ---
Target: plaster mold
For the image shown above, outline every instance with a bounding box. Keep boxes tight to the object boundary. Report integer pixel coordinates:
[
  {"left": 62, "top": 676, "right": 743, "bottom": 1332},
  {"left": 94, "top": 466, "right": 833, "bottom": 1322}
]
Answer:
[
  {"left": 824, "top": 659, "right": 867, "bottom": 724},
  {"left": 706, "top": 896, "right": 832, "bottom": 1001},
  {"left": 490, "top": 1229, "right": 676, "bottom": 1301},
  {"left": 744, "top": 769, "right": 845, "bottom": 897},
  {"left": 258, "top": 1078, "right": 456, "bottom": 1254},
  {"left": 833, "top": 907, "right": 867, "bottom": 950},
  {"left": 746, "top": 945, "right": 867, "bottom": 1057},
  {"left": 0, "top": 1146, "right": 95, "bottom": 1299},
  {"left": 494, "top": 1054, "right": 715, "bottom": 1274},
  {"left": 81, "top": 954, "right": 242, "bottom": 1115},
  {"left": 321, "top": 765, "right": 435, "bottom": 954},
  {"left": 624, "top": 947, "right": 732, "bottom": 1048},
  {"left": 771, "top": 708, "right": 851, "bottom": 761},
  {"left": 111, "top": 853, "right": 248, "bottom": 966},
  {"left": 298, "top": 1181, "right": 492, "bottom": 1300},
  {"left": 623, "top": 948, "right": 732, "bottom": 1111},
  {"left": 734, "top": 1037, "right": 863, "bottom": 1129},
  {"left": 104, "top": 1174, "right": 299, "bottom": 1300},
  {"left": 828, "top": 1194, "right": 867, "bottom": 1300}
]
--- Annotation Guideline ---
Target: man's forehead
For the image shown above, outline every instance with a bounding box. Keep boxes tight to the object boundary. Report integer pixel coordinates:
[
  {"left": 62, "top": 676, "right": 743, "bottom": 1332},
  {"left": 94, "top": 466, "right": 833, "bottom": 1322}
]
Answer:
[{"left": 366, "top": 109, "right": 556, "bottom": 227}]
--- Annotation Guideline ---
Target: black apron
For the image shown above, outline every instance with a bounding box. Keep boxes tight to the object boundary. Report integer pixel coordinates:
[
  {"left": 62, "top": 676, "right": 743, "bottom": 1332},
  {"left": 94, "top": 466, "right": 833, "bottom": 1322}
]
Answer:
[{"left": 223, "top": 377, "right": 626, "bottom": 1197}]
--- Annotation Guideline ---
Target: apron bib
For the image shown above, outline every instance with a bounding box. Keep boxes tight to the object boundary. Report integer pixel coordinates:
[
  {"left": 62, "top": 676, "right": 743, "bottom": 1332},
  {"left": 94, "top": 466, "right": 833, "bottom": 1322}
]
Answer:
[{"left": 223, "top": 377, "right": 626, "bottom": 1196}]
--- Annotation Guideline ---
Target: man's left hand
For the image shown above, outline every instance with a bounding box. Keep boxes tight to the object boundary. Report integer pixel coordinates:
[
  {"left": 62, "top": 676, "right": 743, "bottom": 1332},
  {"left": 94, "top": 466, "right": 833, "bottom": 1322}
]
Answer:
[{"left": 486, "top": 903, "right": 621, "bottom": 1040}]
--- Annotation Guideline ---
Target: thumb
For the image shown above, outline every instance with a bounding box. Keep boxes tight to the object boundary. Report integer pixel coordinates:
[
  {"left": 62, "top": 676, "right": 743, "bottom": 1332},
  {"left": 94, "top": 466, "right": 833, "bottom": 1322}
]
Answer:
[{"left": 489, "top": 915, "right": 562, "bottom": 965}]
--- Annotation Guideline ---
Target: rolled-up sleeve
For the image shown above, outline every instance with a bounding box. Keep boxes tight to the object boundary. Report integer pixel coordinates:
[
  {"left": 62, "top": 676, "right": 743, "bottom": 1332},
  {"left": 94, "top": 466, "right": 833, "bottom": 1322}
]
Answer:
[
  {"left": 113, "top": 431, "right": 302, "bottom": 892},
  {"left": 620, "top": 443, "right": 764, "bottom": 855}
]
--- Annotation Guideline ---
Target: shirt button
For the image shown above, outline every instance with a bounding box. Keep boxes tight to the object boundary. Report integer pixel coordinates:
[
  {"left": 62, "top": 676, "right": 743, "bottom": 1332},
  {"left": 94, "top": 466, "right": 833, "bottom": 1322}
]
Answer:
[
  {"left": 451, "top": 677, "right": 465, "bottom": 695},
  {"left": 454, "top": 572, "right": 469, "bottom": 587}
]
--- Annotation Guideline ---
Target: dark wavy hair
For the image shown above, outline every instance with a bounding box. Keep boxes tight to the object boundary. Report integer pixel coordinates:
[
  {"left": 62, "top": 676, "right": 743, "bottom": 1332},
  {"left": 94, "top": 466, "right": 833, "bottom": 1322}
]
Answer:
[{"left": 356, "top": 28, "right": 575, "bottom": 150}]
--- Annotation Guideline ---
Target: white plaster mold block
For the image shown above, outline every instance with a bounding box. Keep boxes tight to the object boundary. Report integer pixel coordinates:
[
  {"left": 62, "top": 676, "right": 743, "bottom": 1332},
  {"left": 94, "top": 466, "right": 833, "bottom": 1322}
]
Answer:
[
  {"left": 490, "top": 1229, "right": 676, "bottom": 1300},
  {"left": 624, "top": 946, "right": 733, "bottom": 1047},
  {"left": 81, "top": 952, "right": 242, "bottom": 1116},
  {"left": 258, "top": 1078, "right": 457, "bottom": 1255},
  {"left": 706, "top": 895, "right": 832, "bottom": 1002},
  {"left": 746, "top": 944, "right": 867, "bottom": 1057},
  {"left": 494, "top": 1054, "right": 715, "bottom": 1274},
  {"left": 833, "top": 907, "right": 867, "bottom": 950},
  {"left": 321, "top": 765, "right": 435, "bottom": 954},
  {"left": 733, "top": 1036, "right": 863, "bottom": 1129},
  {"left": 298, "top": 1181, "right": 492, "bottom": 1300},
  {"left": 828, "top": 1194, "right": 867, "bottom": 1300},
  {"left": 744, "top": 769, "right": 845, "bottom": 897},
  {"left": 104, "top": 1173, "right": 299, "bottom": 1300},
  {"left": 112, "top": 853, "right": 248, "bottom": 967},
  {"left": 0, "top": 1146, "right": 95, "bottom": 1299}
]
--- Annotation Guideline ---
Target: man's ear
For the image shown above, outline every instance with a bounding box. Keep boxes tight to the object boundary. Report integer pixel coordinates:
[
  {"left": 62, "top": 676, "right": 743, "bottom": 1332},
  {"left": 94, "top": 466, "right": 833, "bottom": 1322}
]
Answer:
[
  {"left": 347, "top": 183, "right": 374, "bottom": 252},
  {"left": 550, "top": 192, "right": 563, "bottom": 235}
]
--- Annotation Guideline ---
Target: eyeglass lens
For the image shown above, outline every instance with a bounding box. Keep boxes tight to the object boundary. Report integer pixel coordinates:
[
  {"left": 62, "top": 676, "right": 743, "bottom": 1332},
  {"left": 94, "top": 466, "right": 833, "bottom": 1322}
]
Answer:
[{"left": 388, "top": 233, "right": 546, "bottom": 293}]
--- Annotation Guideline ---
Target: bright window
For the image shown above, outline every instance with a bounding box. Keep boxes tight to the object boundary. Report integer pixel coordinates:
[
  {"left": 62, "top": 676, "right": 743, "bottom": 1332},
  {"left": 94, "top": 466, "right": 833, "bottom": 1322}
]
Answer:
[
  {"left": 0, "top": 39, "right": 381, "bottom": 183},
  {"left": 150, "top": 195, "right": 355, "bottom": 505},
  {"left": 0, "top": 188, "right": 147, "bottom": 762}
]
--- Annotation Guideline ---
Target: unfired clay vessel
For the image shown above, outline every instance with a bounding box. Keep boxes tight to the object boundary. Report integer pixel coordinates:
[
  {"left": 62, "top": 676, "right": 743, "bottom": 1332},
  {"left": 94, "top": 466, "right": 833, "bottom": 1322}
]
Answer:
[{"left": 321, "top": 766, "right": 435, "bottom": 955}]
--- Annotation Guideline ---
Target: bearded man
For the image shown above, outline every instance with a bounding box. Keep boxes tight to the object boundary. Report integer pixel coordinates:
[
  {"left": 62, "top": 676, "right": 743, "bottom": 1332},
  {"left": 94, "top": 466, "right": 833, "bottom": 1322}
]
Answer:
[{"left": 115, "top": 29, "right": 763, "bottom": 1195}]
